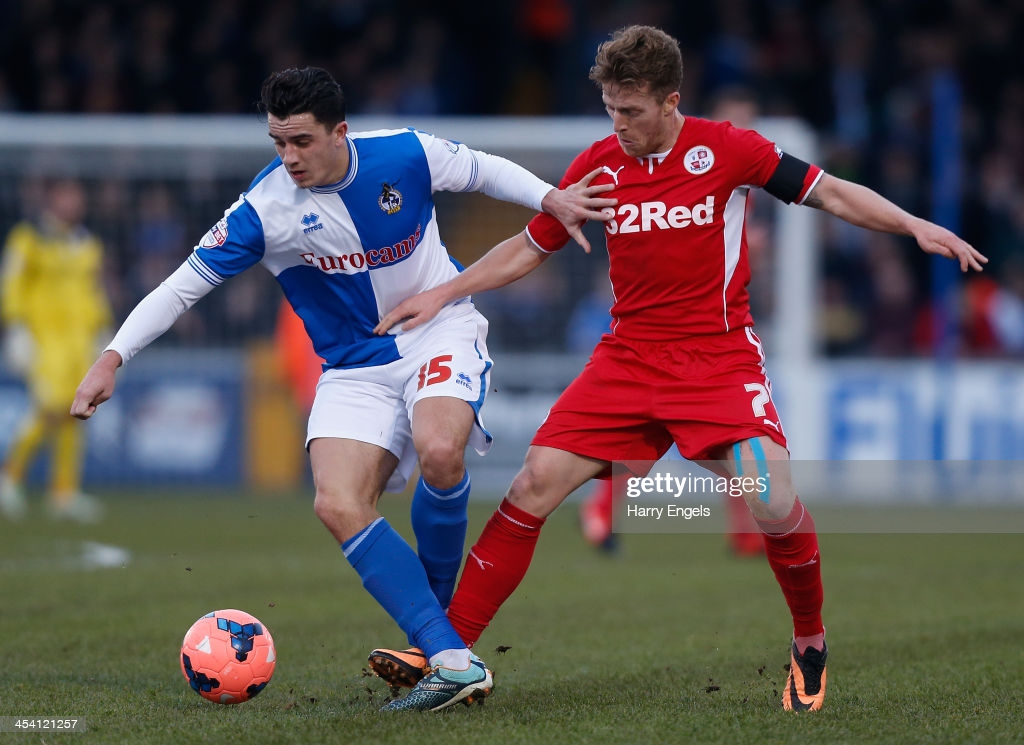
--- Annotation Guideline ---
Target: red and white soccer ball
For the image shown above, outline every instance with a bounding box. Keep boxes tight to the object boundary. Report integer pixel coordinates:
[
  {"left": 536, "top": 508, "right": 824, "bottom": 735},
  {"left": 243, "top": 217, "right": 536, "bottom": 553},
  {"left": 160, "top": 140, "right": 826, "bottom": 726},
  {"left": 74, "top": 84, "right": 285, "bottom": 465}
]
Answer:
[{"left": 180, "top": 609, "right": 276, "bottom": 704}]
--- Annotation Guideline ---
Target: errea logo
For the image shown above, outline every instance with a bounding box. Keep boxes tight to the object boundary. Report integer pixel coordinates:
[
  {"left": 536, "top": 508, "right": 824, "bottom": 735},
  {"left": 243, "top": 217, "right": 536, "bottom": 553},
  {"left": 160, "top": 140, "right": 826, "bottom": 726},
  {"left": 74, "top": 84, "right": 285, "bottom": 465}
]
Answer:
[
  {"left": 605, "top": 197, "right": 715, "bottom": 235},
  {"left": 301, "top": 213, "right": 323, "bottom": 234}
]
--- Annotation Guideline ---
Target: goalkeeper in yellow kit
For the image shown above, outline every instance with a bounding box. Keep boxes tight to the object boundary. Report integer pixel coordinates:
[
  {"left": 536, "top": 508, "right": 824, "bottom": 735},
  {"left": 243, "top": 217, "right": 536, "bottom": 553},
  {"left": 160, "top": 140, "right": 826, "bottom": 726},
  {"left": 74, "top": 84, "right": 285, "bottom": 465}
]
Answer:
[{"left": 1, "top": 178, "right": 112, "bottom": 522}]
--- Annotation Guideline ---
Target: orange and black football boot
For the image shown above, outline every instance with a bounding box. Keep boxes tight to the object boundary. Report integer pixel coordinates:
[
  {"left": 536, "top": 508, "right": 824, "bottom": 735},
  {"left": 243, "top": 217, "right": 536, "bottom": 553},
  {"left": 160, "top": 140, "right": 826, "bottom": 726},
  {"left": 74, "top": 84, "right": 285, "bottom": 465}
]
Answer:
[
  {"left": 368, "top": 647, "right": 429, "bottom": 688},
  {"left": 782, "top": 640, "right": 828, "bottom": 711}
]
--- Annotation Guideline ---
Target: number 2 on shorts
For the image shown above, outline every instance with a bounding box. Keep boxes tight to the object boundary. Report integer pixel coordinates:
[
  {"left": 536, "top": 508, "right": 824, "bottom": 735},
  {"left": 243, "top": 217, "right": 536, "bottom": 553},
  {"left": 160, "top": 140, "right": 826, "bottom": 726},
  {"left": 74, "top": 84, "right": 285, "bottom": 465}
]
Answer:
[{"left": 744, "top": 381, "right": 782, "bottom": 432}]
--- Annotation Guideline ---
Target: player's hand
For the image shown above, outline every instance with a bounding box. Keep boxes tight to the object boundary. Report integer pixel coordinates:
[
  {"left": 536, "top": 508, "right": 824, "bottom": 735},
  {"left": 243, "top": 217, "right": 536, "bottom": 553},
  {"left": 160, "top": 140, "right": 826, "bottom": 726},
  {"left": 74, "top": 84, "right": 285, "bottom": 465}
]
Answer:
[
  {"left": 914, "top": 220, "right": 988, "bottom": 272},
  {"left": 541, "top": 168, "right": 617, "bottom": 253},
  {"left": 373, "top": 288, "right": 447, "bottom": 335},
  {"left": 70, "top": 349, "right": 123, "bottom": 420}
]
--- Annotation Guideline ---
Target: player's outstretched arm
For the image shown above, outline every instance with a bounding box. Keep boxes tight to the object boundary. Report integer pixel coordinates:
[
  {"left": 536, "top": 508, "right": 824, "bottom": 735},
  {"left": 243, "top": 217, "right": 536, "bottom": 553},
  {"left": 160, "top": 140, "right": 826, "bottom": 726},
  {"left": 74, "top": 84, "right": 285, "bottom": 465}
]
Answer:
[
  {"left": 374, "top": 231, "right": 547, "bottom": 335},
  {"left": 805, "top": 174, "right": 987, "bottom": 272},
  {"left": 70, "top": 349, "right": 123, "bottom": 420},
  {"left": 540, "top": 168, "right": 616, "bottom": 253},
  {"left": 70, "top": 259, "right": 215, "bottom": 420}
]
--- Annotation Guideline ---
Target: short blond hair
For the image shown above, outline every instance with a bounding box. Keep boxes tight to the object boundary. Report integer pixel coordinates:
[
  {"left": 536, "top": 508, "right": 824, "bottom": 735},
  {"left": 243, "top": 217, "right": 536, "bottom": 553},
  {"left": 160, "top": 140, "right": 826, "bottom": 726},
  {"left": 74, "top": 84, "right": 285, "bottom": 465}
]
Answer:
[{"left": 589, "top": 25, "right": 683, "bottom": 101}]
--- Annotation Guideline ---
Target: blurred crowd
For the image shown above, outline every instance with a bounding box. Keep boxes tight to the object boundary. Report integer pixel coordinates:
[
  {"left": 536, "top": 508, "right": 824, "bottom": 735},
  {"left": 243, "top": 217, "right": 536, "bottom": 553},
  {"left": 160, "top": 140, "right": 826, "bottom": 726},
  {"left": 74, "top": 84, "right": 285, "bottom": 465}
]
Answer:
[{"left": 1, "top": 0, "right": 1023, "bottom": 357}]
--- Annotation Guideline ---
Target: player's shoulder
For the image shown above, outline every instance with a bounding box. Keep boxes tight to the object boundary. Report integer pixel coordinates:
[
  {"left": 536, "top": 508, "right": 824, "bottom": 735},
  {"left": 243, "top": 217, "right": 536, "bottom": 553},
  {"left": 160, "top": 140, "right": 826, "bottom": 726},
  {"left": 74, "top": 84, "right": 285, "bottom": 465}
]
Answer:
[
  {"left": 4, "top": 220, "right": 42, "bottom": 249},
  {"left": 685, "top": 115, "right": 761, "bottom": 143},
  {"left": 349, "top": 127, "right": 432, "bottom": 156},
  {"left": 349, "top": 127, "right": 417, "bottom": 141},
  {"left": 5, "top": 220, "right": 35, "bottom": 237},
  {"left": 680, "top": 116, "right": 775, "bottom": 168},
  {"left": 589, "top": 134, "right": 625, "bottom": 160},
  {"left": 348, "top": 127, "right": 434, "bottom": 162},
  {"left": 566, "top": 134, "right": 627, "bottom": 174}
]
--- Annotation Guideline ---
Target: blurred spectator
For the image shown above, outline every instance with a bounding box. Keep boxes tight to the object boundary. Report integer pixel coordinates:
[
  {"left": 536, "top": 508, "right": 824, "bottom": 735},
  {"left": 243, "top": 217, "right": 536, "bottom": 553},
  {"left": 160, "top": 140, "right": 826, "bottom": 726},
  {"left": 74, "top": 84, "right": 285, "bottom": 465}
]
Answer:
[
  {"left": 1, "top": 178, "right": 111, "bottom": 522},
  {"left": 506, "top": 0, "right": 573, "bottom": 115},
  {"left": 126, "top": 184, "right": 211, "bottom": 345},
  {"left": 820, "top": 0, "right": 876, "bottom": 150},
  {"left": 863, "top": 235, "right": 922, "bottom": 356},
  {"left": 132, "top": 184, "right": 187, "bottom": 293},
  {"left": 820, "top": 275, "right": 867, "bottom": 356},
  {"left": 967, "top": 149, "right": 1024, "bottom": 276},
  {"left": 701, "top": 0, "right": 760, "bottom": 98},
  {"left": 957, "top": 258, "right": 1024, "bottom": 356},
  {"left": 991, "top": 259, "right": 1024, "bottom": 354}
]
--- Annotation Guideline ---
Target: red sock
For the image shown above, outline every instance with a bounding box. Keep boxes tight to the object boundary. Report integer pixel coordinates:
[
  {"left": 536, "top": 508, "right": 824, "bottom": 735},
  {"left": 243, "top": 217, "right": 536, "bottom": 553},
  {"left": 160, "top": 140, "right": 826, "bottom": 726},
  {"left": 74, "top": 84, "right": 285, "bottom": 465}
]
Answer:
[
  {"left": 447, "top": 499, "right": 545, "bottom": 647},
  {"left": 580, "top": 478, "right": 616, "bottom": 545},
  {"left": 756, "top": 497, "right": 824, "bottom": 640},
  {"left": 589, "top": 478, "right": 616, "bottom": 516}
]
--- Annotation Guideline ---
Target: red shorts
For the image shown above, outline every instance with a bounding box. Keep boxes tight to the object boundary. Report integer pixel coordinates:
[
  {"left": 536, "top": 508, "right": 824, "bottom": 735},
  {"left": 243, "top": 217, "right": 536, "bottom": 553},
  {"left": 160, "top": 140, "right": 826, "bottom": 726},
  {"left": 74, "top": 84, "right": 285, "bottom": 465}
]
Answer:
[{"left": 532, "top": 327, "right": 787, "bottom": 467}]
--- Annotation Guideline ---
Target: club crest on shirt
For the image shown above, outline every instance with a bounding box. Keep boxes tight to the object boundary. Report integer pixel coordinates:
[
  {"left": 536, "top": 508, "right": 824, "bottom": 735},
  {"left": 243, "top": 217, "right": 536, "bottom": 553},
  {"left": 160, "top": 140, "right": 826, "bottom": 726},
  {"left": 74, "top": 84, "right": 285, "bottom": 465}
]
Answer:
[
  {"left": 684, "top": 145, "right": 715, "bottom": 175},
  {"left": 199, "top": 217, "right": 228, "bottom": 248},
  {"left": 378, "top": 183, "right": 403, "bottom": 215}
]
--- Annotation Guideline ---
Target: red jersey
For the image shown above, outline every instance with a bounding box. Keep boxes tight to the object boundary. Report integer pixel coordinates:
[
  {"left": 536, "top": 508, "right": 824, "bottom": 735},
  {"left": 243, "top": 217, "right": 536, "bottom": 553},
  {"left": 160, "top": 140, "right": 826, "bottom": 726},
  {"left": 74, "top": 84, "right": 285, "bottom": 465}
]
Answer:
[{"left": 527, "top": 117, "right": 822, "bottom": 341}]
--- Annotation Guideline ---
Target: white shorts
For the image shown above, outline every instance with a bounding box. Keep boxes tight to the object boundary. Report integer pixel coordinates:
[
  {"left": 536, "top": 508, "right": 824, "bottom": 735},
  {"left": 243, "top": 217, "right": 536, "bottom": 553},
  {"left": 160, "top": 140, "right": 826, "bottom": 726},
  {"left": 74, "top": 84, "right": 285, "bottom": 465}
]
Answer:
[{"left": 306, "top": 302, "right": 493, "bottom": 493}]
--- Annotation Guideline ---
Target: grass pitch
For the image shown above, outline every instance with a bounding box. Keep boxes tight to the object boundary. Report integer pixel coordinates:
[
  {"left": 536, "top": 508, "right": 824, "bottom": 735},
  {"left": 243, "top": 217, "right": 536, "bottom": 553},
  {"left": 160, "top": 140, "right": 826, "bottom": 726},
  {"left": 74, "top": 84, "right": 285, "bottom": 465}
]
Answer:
[{"left": 2, "top": 490, "right": 1023, "bottom": 744}]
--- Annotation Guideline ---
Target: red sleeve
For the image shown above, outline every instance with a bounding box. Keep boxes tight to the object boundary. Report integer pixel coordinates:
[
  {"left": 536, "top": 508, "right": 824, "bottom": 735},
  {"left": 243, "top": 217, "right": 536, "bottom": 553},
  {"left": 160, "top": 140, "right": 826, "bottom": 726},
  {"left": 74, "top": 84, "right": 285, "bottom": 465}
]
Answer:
[
  {"left": 525, "top": 147, "right": 597, "bottom": 253},
  {"left": 729, "top": 125, "right": 823, "bottom": 204}
]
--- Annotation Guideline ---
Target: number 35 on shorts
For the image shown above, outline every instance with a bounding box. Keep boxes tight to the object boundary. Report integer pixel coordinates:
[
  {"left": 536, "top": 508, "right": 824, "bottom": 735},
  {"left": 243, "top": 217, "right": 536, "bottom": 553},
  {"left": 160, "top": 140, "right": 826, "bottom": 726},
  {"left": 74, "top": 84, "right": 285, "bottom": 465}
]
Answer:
[{"left": 417, "top": 355, "right": 453, "bottom": 389}]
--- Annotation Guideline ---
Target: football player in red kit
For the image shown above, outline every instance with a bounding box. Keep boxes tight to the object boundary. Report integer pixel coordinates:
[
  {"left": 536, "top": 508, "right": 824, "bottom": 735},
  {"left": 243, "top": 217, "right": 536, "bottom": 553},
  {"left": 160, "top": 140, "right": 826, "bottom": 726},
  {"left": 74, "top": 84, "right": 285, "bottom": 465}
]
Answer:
[
  {"left": 370, "top": 25, "right": 986, "bottom": 712},
  {"left": 579, "top": 85, "right": 769, "bottom": 558}
]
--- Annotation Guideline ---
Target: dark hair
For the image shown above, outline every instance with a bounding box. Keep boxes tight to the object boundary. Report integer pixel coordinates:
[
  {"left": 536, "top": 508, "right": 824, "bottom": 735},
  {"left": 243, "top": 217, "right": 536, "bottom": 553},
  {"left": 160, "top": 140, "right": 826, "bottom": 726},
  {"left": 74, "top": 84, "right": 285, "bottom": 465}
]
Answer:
[
  {"left": 589, "top": 25, "right": 683, "bottom": 101},
  {"left": 259, "top": 67, "right": 347, "bottom": 129}
]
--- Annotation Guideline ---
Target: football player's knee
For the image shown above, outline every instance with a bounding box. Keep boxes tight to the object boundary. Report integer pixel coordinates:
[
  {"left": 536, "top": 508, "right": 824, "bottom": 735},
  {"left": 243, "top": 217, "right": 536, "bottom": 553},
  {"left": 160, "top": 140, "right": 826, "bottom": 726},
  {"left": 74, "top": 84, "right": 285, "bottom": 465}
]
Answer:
[
  {"left": 312, "top": 489, "right": 357, "bottom": 526},
  {"left": 417, "top": 441, "right": 465, "bottom": 487},
  {"left": 755, "top": 487, "right": 798, "bottom": 521},
  {"left": 311, "top": 491, "right": 334, "bottom": 524},
  {"left": 505, "top": 465, "right": 554, "bottom": 514}
]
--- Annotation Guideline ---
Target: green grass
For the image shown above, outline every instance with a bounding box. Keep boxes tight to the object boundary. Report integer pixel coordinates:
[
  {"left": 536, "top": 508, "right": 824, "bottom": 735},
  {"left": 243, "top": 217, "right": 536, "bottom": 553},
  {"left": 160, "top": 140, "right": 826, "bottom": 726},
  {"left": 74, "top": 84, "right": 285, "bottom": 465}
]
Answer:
[{"left": 2, "top": 491, "right": 1023, "bottom": 744}]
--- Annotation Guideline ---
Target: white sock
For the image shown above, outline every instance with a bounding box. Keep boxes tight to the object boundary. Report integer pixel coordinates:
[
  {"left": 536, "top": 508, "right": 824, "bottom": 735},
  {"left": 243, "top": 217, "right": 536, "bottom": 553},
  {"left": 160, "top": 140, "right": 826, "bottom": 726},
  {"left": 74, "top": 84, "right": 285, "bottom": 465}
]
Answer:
[{"left": 429, "top": 648, "right": 471, "bottom": 670}]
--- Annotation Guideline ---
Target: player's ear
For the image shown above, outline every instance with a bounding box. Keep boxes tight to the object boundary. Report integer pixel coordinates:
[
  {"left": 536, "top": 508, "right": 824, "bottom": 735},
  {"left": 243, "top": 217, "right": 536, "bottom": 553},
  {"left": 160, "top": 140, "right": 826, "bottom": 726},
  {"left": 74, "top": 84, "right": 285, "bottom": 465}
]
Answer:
[
  {"left": 333, "top": 121, "right": 349, "bottom": 144},
  {"left": 662, "top": 91, "right": 680, "bottom": 114}
]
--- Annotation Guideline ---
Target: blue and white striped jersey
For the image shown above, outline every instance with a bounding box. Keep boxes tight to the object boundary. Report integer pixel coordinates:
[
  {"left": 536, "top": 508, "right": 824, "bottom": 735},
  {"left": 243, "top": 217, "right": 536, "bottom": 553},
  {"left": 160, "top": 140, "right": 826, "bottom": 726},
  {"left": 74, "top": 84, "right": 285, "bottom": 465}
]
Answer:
[{"left": 187, "top": 127, "right": 549, "bottom": 370}]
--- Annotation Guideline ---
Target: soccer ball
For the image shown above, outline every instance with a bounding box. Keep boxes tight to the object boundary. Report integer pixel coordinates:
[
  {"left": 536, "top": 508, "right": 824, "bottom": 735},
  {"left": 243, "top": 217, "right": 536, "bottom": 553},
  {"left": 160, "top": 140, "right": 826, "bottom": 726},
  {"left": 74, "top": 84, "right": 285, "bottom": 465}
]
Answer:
[{"left": 180, "top": 609, "right": 276, "bottom": 704}]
